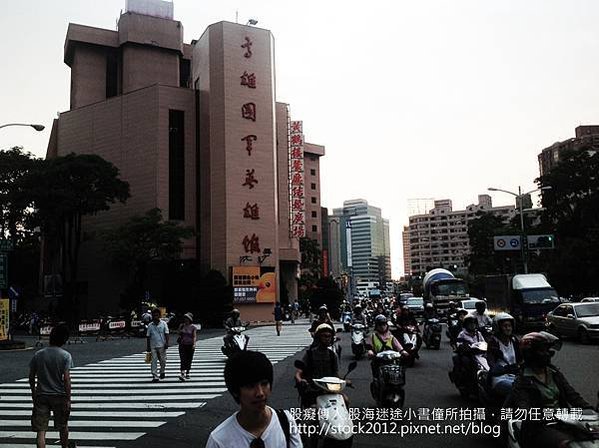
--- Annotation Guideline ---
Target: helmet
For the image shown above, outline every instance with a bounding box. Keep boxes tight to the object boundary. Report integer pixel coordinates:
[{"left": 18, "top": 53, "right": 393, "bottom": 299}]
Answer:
[
  {"left": 232, "top": 308, "right": 240, "bottom": 316},
  {"left": 318, "top": 305, "right": 328, "bottom": 312},
  {"left": 402, "top": 305, "right": 409, "bottom": 311},
  {"left": 425, "top": 303, "right": 434, "bottom": 309},
  {"left": 354, "top": 305, "right": 362, "bottom": 312},
  {"left": 374, "top": 314, "right": 388, "bottom": 326},
  {"left": 456, "top": 308, "right": 469, "bottom": 316},
  {"left": 520, "top": 331, "right": 562, "bottom": 353},
  {"left": 315, "top": 323, "right": 334, "bottom": 336},
  {"left": 475, "top": 301, "right": 487, "bottom": 312},
  {"left": 494, "top": 312, "right": 514, "bottom": 325},
  {"left": 463, "top": 315, "right": 477, "bottom": 327},
  {"left": 449, "top": 301, "right": 457, "bottom": 308}
]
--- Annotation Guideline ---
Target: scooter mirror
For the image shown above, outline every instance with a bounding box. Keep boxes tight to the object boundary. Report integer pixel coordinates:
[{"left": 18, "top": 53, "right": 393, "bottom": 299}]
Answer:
[{"left": 294, "top": 360, "right": 306, "bottom": 370}]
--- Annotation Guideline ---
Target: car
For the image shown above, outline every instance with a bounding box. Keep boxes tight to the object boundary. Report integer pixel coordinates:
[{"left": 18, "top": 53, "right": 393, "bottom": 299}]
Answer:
[
  {"left": 459, "top": 298, "right": 484, "bottom": 312},
  {"left": 546, "top": 302, "right": 599, "bottom": 343},
  {"left": 398, "top": 293, "right": 414, "bottom": 306},
  {"left": 406, "top": 297, "right": 425, "bottom": 318},
  {"left": 581, "top": 297, "right": 599, "bottom": 303}
]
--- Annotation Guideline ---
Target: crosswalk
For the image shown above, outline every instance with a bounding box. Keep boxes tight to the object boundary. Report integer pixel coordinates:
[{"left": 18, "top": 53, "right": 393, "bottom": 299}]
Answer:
[{"left": 0, "top": 323, "right": 312, "bottom": 447}]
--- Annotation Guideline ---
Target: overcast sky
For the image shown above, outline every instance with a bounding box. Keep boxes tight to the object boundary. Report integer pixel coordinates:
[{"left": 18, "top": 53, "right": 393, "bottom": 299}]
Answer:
[{"left": 1, "top": 0, "right": 598, "bottom": 278}]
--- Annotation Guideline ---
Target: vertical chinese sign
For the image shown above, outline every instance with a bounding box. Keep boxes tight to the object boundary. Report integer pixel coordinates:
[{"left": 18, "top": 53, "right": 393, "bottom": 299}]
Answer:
[
  {"left": 0, "top": 298, "right": 9, "bottom": 341},
  {"left": 289, "top": 120, "right": 306, "bottom": 239}
]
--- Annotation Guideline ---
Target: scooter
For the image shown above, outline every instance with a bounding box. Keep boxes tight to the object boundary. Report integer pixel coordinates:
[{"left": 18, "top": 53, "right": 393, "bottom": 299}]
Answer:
[
  {"left": 398, "top": 325, "right": 421, "bottom": 367},
  {"left": 446, "top": 315, "right": 461, "bottom": 350},
  {"left": 295, "top": 360, "right": 357, "bottom": 448},
  {"left": 449, "top": 340, "right": 489, "bottom": 399},
  {"left": 350, "top": 323, "right": 367, "bottom": 359},
  {"left": 423, "top": 318, "right": 442, "bottom": 350},
  {"left": 221, "top": 326, "right": 249, "bottom": 357},
  {"left": 370, "top": 350, "right": 406, "bottom": 407},
  {"left": 507, "top": 410, "right": 599, "bottom": 448},
  {"left": 342, "top": 311, "right": 353, "bottom": 332}
]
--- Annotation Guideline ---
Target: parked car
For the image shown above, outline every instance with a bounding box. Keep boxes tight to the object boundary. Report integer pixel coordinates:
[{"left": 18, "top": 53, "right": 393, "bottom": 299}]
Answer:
[
  {"left": 546, "top": 302, "right": 599, "bottom": 343},
  {"left": 581, "top": 297, "right": 599, "bottom": 303},
  {"left": 406, "top": 297, "right": 425, "bottom": 318}
]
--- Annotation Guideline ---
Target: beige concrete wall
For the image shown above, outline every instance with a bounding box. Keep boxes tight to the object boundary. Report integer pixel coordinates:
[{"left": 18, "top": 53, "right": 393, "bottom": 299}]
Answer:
[
  {"left": 121, "top": 45, "right": 180, "bottom": 93},
  {"left": 70, "top": 44, "right": 107, "bottom": 109}
]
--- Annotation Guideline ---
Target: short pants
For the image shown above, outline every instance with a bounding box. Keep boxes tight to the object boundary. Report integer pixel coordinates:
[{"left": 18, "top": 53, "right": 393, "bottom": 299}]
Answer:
[{"left": 31, "top": 394, "right": 70, "bottom": 431}]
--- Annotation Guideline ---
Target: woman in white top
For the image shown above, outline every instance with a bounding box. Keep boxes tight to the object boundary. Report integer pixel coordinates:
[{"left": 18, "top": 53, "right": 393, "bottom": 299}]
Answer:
[{"left": 487, "top": 312, "right": 522, "bottom": 398}]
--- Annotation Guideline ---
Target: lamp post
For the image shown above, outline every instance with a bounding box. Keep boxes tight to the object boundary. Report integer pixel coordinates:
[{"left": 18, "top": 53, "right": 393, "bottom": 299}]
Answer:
[
  {"left": 0, "top": 123, "right": 45, "bottom": 132},
  {"left": 487, "top": 186, "right": 552, "bottom": 274}
]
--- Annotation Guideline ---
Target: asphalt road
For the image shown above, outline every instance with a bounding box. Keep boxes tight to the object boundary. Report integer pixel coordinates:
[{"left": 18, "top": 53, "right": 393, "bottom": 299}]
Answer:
[{"left": 1, "top": 322, "right": 597, "bottom": 448}]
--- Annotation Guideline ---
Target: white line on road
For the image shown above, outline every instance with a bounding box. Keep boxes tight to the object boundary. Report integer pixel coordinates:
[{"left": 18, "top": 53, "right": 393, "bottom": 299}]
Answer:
[
  {"left": 0, "top": 431, "right": 144, "bottom": 440},
  {"left": 0, "top": 419, "right": 166, "bottom": 428}
]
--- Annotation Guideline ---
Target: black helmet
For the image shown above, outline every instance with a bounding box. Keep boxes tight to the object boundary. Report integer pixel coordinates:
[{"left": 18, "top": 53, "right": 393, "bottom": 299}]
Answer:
[
  {"left": 463, "top": 315, "right": 477, "bottom": 327},
  {"left": 475, "top": 301, "right": 486, "bottom": 312}
]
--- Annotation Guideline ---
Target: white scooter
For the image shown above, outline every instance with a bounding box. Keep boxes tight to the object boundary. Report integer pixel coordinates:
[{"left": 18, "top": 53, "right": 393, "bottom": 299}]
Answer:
[
  {"left": 221, "top": 326, "right": 249, "bottom": 357},
  {"left": 350, "top": 323, "right": 367, "bottom": 359},
  {"left": 507, "top": 409, "right": 599, "bottom": 448},
  {"left": 295, "top": 360, "right": 357, "bottom": 447}
]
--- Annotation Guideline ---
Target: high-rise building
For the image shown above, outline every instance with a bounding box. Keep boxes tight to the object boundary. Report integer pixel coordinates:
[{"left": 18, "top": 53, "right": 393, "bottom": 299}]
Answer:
[
  {"left": 407, "top": 195, "right": 515, "bottom": 276},
  {"left": 402, "top": 225, "right": 411, "bottom": 275},
  {"left": 330, "top": 199, "right": 392, "bottom": 294},
  {"left": 43, "top": 0, "right": 325, "bottom": 320},
  {"left": 538, "top": 125, "right": 599, "bottom": 177}
]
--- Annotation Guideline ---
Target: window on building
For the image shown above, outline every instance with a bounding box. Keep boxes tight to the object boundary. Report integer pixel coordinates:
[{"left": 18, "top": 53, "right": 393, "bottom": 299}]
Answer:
[
  {"left": 311, "top": 197, "right": 317, "bottom": 204},
  {"left": 106, "top": 50, "right": 119, "bottom": 98},
  {"left": 179, "top": 58, "right": 191, "bottom": 88},
  {"left": 310, "top": 169, "right": 316, "bottom": 175},
  {"left": 311, "top": 211, "right": 317, "bottom": 218},
  {"left": 169, "top": 110, "right": 185, "bottom": 220},
  {"left": 311, "top": 183, "right": 316, "bottom": 190},
  {"left": 312, "top": 225, "right": 318, "bottom": 232}
]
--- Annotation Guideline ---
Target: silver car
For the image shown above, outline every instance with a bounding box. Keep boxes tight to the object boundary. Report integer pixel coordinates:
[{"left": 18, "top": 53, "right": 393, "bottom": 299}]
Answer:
[{"left": 546, "top": 302, "right": 599, "bottom": 343}]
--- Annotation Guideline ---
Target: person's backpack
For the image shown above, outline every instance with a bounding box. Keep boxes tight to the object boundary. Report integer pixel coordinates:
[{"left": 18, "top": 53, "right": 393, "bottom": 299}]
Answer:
[{"left": 275, "top": 409, "right": 291, "bottom": 448}]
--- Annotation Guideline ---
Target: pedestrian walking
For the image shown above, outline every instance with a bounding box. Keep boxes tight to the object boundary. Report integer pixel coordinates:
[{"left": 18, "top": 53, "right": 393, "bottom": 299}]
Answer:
[
  {"left": 29, "top": 324, "right": 74, "bottom": 448},
  {"left": 178, "top": 312, "right": 197, "bottom": 381},
  {"left": 273, "top": 302, "right": 283, "bottom": 336},
  {"left": 146, "top": 308, "right": 169, "bottom": 382},
  {"left": 206, "top": 350, "right": 302, "bottom": 447}
]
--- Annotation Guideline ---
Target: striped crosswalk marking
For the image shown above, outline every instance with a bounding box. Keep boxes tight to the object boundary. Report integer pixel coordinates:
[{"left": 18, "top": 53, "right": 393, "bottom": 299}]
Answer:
[{"left": 0, "top": 323, "right": 311, "bottom": 447}]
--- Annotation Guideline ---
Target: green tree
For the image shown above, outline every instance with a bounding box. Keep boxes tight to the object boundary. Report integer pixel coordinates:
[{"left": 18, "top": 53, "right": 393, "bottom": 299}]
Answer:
[
  {"left": 102, "top": 208, "right": 194, "bottom": 311},
  {"left": 22, "top": 153, "right": 130, "bottom": 321},
  {"left": 466, "top": 211, "right": 516, "bottom": 276},
  {"left": 298, "top": 237, "right": 322, "bottom": 306},
  {"left": 538, "top": 148, "right": 599, "bottom": 296}
]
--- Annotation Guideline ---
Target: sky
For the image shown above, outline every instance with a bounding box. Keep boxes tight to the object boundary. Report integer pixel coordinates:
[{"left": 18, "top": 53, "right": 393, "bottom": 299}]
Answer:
[{"left": 2, "top": 0, "right": 599, "bottom": 279}]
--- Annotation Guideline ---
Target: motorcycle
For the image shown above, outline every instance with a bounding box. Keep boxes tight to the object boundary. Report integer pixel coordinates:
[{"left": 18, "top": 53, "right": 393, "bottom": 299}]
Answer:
[
  {"left": 446, "top": 315, "right": 461, "bottom": 350},
  {"left": 370, "top": 350, "right": 406, "bottom": 408},
  {"left": 394, "top": 324, "right": 421, "bottom": 367},
  {"left": 295, "top": 360, "right": 357, "bottom": 448},
  {"left": 342, "top": 311, "right": 353, "bottom": 332},
  {"left": 479, "top": 324, "right": 494, "bottom": 342},
  {"left": 423, "top": 318, "right": 442, "bottom": 350},
  {"left": 449, "top": 340, "right": 490, "bottom": 399},
  {"left": 351, "top": 323, "right": 367, "bottom": 359},
  {"left": 507, "top": 410, "right": 599, "bottom": 448},
  {"left": 221, "top": 326, "right": 250, "bottom": 357}
]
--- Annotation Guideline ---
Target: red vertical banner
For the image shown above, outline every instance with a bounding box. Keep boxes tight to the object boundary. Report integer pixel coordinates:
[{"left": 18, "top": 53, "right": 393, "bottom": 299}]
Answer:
[{"left": 289, "top": 120, "right": 305, "bottom": 238}]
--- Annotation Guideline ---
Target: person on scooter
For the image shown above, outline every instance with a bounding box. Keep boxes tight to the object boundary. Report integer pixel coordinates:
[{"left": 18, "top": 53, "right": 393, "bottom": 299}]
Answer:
[
  {"left": 423, "top": 303, "right": 437, "bottom": 320},
  {"left": 223, "top": 309, "right": 244, "bottom": 347},
  {"left": 295, "top": 324, "right": 340, "bottom": 407},
  {"left": 448, "top": 308, "right": 469, "bottom": 349},
  {"left": 511, "top": 331, "right": 594, "bottom": 448},
  {"left": 395, "top": 305, "right": 418, "bottom": 328},
  {"left": 351, "top": 304, "right": 367, "bottom": 326},
  {"left": 473, "top": 301, "right": 492, "bottom": 329},
  {"left": 486, "top": 312, "right": 521, "bottom": 399},
  {"left": 454, "top": 315, "right": 489, "bottom": 384},
  {"left": 308, "top": 305, "right": 333, "bottom": 337},
  {"left": 367, "top": 315, "right": 409, "bottom": 376}
]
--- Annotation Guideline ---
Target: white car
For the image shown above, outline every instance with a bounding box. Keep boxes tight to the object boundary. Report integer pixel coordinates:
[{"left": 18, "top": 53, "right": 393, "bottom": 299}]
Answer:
[
  {"left": 581, "top": 297, "right": 599, "bottom": 303},
  {"left": 459, "top": 298, "right": 484, "bottom": 312}
]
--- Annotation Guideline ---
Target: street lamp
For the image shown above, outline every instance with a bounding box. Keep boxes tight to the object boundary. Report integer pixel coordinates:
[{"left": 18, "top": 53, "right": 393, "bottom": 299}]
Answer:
[
  {"left": 0, "top": 123, "right": 45, "bottom": 131},
  {"left": 487, "top": 185, "right": 552, "bottom": 274}
]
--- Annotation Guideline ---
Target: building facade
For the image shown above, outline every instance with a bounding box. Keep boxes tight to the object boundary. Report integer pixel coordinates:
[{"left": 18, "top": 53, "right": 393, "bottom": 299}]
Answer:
[
  {"left": 44, "top": 0, "right": 324, "bottom": 320},
  {"left": 402, "top": 225, "right": 411, "bottom": 275},
  {"left": 329, "top": 199, "right": 392, "bottom": 296},
  {"left": 538, "top": 125, "right": 599, "bottom": 177},
  {"left": 407, "top": 194, "right": 515, "bottom": 276}
]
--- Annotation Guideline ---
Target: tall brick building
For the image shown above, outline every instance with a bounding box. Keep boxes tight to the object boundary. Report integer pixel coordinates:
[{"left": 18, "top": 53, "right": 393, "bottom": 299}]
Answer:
[{"left": 45, "top": 0, "right": 324, "bottom": 320}]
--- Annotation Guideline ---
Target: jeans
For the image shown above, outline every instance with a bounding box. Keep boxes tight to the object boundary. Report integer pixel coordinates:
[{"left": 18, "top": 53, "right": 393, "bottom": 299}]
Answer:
[{"left": 151, "top": 346, "right": 167, "bottom": 379}]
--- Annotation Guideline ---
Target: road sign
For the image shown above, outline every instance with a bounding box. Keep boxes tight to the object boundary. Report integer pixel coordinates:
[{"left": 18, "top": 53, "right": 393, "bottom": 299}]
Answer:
[
  {"left": 0, "top": 254, "right": 7, "bottom": 289},
  {"left": 0, "top": 240, "right": 14, "bottom": 252},
  {"left": 494, "top": 235, "right": 521, "bottom": 251},
  {"left": 528, "top": 234, "right": 555, "bottom": 250}
]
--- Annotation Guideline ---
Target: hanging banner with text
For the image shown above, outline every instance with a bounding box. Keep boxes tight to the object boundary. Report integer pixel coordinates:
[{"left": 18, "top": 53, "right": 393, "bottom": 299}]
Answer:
[{"left": 0, "top": 299, "right": 9, "bottom": 341}]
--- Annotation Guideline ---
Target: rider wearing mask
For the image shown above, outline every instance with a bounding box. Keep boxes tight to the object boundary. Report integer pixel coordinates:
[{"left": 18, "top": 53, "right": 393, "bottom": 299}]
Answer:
[
  {"left": 455, "top": 315, "right": 490, "bottom": 380},
  {"left": 511, "top": 331, "right": 594, "bottom": 448},
  {"left": 367, "top": 315, "right": 409, "bottom": 376},
  {"left": 295, "top": 324, "right": 339, "bottom": 407},
  {"left": 487, "top": 313, "right": 521, "bottom": 398}
]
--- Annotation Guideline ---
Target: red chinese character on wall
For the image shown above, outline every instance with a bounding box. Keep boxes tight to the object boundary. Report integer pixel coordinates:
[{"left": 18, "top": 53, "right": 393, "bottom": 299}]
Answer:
[
  {"left": 292, "top": 226, "right": 305, "bottom": 238},
  {"left": 241, "top": 135, "right": 257, "bottom": 156},
  {"left": 290, "top": 147, "right": 302, "bottom": 159},
  {"left": 242, "top": 103, "right": 256, "bottom": 121},
  {"left": 241, "top": 37, "right": 253, "bottom": 58},
  {"left": 291, "top": 172, "right": 303, "bottom": 186},
  {"left": 291, "top": 186, "right": 304, "bottom": 198},
  {"left": 291, "top": 159, "right": 303, "bottom": 172},
  {"left": 290, "top": 134, "right": 303, "bottom": 146},
  {"left": 242, "top": 234, "right": 261, "bottom": 253},
  {"left": 290, "top": 122, "right": 302, "bottom": 133},
  {"left": 242, "top": 169, "right": 259, "bottom": 189},
  {"left": 243, "top": 202, "right": 260, "bottom": 220},
  {"left": 291, "top": 199, "right": 304, "bottom": 211},
  {"left": 240, "top": 71, "right": 256, "bottom": 88},
  {"left": 292, "top": 212, "right": 305, "bottom": 225}
]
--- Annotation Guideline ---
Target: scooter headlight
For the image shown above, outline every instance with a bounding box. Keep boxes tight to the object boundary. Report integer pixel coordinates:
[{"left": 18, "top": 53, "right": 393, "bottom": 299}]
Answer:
[{"left": 327, "top": 383, "right": 342, "bottom": 392}]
